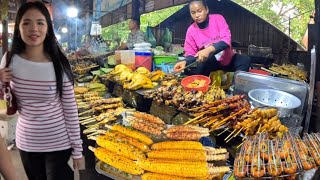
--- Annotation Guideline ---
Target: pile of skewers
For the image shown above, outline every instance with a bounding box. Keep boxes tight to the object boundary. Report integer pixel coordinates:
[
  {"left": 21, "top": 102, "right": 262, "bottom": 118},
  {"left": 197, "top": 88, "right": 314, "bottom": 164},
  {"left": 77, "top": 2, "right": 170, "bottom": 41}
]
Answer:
[
  {"left": 144, "top": 84, "right": 226, "bottom": 111},
  {"left": 225, "top": 108, "right": 288, "bottom": 143},
  {"left": 123, "top": 111, "right": 166, "bottom": 135},
  {"left": 185, "top": 95, "right": 250, "bottom": 131},
  {"left": 78, "top": 97, "right": 124, "bottom": 116},
  {"left": 185, "top": 95, "right": 289, "bottom": 142},
  {"left": 234, "top": 132, "right": 320, "bottom": 179},
  {"left": 78, "top": 97, "right": 127, "bottom": 137},
  {"left": 163, "top": 125, "right": 210, "bottom": 141}
]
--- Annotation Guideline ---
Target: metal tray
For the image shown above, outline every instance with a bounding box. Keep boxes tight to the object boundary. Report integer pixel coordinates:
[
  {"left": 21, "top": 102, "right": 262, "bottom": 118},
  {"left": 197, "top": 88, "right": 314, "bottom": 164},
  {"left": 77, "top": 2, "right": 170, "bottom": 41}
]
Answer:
[{"left": 95, "top": 161, "right": 141, "bottom": 180}]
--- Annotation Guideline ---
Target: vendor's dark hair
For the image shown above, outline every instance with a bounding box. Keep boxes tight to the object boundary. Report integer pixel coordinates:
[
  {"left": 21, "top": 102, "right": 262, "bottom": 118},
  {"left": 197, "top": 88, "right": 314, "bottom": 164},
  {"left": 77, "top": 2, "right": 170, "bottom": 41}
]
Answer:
[
  {"left": 189, "top": 0, "right": 208, "bottom": 8},
  {"left": 131, "top": 18, "right": 140, "bottom": 27},
  {"left": 10, "top": 1, "right": 73, "bottom": 97}
]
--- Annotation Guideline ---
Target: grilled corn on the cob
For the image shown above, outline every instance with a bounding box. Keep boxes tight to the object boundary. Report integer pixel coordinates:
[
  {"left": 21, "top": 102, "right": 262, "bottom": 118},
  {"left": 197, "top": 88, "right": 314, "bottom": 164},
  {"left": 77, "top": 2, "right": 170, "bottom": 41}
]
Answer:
[
  {"left": 93, "top": 135, "right": 145, "bottom": 160},
  {"left": 99, "top": 130, "right": 150, "bottom": 152},
  {"left": 89, "top": 146, "right": 144, "bottom": 175},
  {"left": 107, "top": 124, "right": 153, "bottom": 145},
  {"left": 137, "top": 159, "right": 209, "bottom": 178},
  {"left": 141, "top": 172, "right": 220, "bottom": 180},
  {"left": 151, "top": 141, "right": 204, "bottom": 150},
  {"left": 147, "top": 150, "right": 228, "bottom": 161}
]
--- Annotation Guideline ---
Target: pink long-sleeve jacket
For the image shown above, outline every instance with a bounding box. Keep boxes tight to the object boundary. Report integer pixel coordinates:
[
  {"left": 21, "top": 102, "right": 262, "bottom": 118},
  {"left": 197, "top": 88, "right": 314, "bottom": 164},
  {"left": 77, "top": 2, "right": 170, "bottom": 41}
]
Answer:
[{"left": 184, "top": 14, "right": 235, "bottom": 66}]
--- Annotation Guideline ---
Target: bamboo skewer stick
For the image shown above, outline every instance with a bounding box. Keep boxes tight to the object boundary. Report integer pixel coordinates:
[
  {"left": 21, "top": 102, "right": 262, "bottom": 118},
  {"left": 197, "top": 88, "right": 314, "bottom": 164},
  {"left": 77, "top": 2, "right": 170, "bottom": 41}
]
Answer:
[
  {"left": 79, "top": 116, "right": 93, "bottom": 120},
  {"left": 78, "top": 109, "right": 93, "bottom": 116},
  {"left": 217, "top": 128, "right": 229, "bottom": 136},
  {"left": 225, "top": 128, "right": 243, "bottom": 143},
  {"left": 224, "top": 129, "right": 237, "bottom": 141},
  {"left": 194, "top": 116, "right": 213, "bottom": 124},
  {"left": 87, "top": 132, "right": 99, "bottom": 138},
  {"left": 80, "top": 117, "right": 96, "bottom": 123},
  {"left": 237, "top": 141, "right": 245, "bottom": 149},
  {"left": 184, "top": 114, "right": 205, "bottom": 125},
  {"left": 81, "top": 119, "right": 96, "bottom": 125}
]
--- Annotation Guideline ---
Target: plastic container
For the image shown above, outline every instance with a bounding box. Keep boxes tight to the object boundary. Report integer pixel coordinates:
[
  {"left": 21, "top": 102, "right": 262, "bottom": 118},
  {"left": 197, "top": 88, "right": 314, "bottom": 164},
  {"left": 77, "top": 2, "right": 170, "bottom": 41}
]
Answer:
[
  {"left": 134, "top": 43, "right": 152, "bottom": 48},
  {"left": 153, "top": 56, "right": 177, "bottom": 65},
  {"left": 120, "top": 50, "right": 135, "bottom": 70},
  {"left": 114, "top": 51, "right": 121, "bottom": 65},
  {"left": 135, "top": 51, "right": 152, "bottom": 71},
  {"left": 181, "top": 75, "right": 211, "bottom": 92},
  {"left": 153, "top": 63, "right": 175, "bottom": 74}
]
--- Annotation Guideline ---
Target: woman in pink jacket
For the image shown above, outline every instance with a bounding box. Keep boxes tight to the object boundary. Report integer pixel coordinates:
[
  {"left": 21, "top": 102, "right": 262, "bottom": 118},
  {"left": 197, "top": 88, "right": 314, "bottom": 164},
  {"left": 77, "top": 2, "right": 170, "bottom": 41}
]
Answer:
[{"left": 174, "top": 0, "right": 251, "bottom": 76}]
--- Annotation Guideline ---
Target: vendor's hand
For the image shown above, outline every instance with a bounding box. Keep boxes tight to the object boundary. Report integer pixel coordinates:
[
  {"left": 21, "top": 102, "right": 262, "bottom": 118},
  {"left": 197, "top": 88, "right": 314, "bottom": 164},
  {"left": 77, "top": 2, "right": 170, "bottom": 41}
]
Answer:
[
  {"left": 73, "top": 157, "right": 84, "bottom": 170},
  {"left": 195, "top": 46, "right": 215, "bottom": 62},
  {"left": 0, "top": 68, "right": 12, "bottom": 83},
  {"left": 174, "top": 61, "right": 187, "bottom": 72},
  {"left": 118, "top": 43, "right": 127, "bottom": 50}
]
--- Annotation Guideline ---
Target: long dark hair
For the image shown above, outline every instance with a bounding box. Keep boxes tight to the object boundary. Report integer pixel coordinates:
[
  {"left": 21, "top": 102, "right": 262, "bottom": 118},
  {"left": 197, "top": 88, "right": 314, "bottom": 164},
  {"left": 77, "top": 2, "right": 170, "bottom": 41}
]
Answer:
[{"left": 9, "top": 1, "right": 73, "bottom": 97}]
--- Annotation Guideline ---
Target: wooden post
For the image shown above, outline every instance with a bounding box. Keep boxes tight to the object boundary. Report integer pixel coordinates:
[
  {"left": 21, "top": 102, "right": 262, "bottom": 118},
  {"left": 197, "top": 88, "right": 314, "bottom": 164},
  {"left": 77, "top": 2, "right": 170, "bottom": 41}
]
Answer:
[
  {"left": 132, "top": 0, "right": 140, "bottom": 20},
  {"left": 316, "top": 0, "right": 320, "bottom": 107},
  {"left": 1, "top": 0, "right": 9, "bottom": 55}
]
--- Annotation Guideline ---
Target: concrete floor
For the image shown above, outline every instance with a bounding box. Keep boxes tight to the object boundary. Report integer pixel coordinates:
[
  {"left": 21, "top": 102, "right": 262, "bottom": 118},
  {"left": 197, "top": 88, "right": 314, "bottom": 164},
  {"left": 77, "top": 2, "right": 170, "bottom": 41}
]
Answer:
[{"left": 9, "top": 147, "right": 28, "bottom": 180}]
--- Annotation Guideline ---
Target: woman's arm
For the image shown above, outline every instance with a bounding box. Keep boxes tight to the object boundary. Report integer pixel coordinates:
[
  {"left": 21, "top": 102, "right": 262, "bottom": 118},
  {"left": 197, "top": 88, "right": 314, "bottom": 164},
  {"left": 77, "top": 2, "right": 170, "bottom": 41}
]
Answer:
[
  {"left": 61, "top": 79, "right": 83, "bottom": 160},
  {"left": 184, "top": 28, "right": 199, "bottom": 57},
  {"left": 213, "top": 14, "right": 232, "bottom": 51},
  {"left": 0, "top": 136, "right": 16, "bottom": 180}
]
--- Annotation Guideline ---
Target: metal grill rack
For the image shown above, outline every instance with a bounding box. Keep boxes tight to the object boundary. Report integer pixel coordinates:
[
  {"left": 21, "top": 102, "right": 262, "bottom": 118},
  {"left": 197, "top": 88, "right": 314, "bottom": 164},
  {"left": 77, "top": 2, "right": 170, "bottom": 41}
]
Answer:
[{"left": 233, "top": 132, "right": 316, "bottom": 179}]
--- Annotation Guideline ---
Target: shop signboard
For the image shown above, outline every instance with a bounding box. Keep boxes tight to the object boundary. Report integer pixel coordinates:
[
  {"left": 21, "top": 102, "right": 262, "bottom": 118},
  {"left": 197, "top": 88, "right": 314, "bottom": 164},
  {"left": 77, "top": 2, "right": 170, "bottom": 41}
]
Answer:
[{"left": 90, "top": 21, "right": 102, "bottom": 36}]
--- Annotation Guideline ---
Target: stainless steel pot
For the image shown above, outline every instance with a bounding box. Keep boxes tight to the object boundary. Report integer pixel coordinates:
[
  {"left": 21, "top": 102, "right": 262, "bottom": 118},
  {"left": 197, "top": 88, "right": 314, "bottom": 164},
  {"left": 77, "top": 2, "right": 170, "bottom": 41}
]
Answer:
[{"left": 248, "top": 89, "right": 301, "bottom": 117}]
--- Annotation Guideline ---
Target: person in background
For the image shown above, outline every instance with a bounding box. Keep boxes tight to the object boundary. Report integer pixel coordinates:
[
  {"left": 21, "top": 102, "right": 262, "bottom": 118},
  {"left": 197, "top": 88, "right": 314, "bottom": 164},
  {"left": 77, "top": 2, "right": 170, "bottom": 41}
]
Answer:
[
  {"left": 0, "top": 136, "right": 16, "bottom": 180},
  {"left": 118, "top": 18, "right": 145, "bottom": 50},
  {"left": 0, "top": 2, "right": 83, "bottom": 180},
  {"left": 174, "top": 0, "right": 251, "bottom": 76}
]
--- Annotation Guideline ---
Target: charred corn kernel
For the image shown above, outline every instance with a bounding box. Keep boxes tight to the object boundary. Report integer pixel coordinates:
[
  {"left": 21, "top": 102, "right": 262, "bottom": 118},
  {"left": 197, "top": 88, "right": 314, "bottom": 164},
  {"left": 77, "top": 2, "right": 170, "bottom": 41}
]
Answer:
[
  {"left": 96, "top": 135, "right": 145, "bottom": 160},
  {"left": 89, "top": 146, "right": 144, "bottom": 175},
  {"left": 151, "top": 141, "right": 203, "bottom": 150},
  {"left": 142, "top": 173, "right": 196, "bottom": 180},
  {"left": 105, "top": 131, "right": 150, "bottom": 152},
  {"left": 112, "top": 125, "right": 153, "bottom": 145},
  {"left": 137, "top": 159, "right": 209, "bottom": 178},
  {"left": 147, "top": 150, "right": 207, "bottom": 161},
  {"left": 147, "top": 159, "right": 208, "bottom": 165},
  {"left": 142, "top": 172, "right": 214, "bottom": 180}
]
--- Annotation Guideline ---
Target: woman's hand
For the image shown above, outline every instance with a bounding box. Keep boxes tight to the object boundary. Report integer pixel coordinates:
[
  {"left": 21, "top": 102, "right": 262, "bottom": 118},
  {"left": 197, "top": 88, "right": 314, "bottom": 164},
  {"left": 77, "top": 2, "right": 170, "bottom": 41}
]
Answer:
[
  {"left": 0, "top": 68, "right": 12, "bottom": 83},
  {"left": 195, "top": 46, "right": 215, "bottom": 62},
  {"left": 174, "top": 61, "right": 187, "bottom": 72},
  {"left": 73, "top": 157, "right": 85, "bottom": 170}
]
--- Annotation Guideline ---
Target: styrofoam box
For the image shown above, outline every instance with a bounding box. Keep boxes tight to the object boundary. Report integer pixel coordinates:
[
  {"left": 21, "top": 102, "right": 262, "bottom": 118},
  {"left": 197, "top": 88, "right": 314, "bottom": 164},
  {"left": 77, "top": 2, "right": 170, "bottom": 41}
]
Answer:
[{"left": 0, "top": 115, "right": 18, "bottom": 143}]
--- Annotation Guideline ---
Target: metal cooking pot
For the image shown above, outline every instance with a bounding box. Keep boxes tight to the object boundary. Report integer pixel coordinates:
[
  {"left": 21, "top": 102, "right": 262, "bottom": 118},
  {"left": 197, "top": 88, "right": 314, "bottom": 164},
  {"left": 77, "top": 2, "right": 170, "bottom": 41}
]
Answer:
[{"left": 248, "top": 89, "right": 301, "bottom": 117}]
